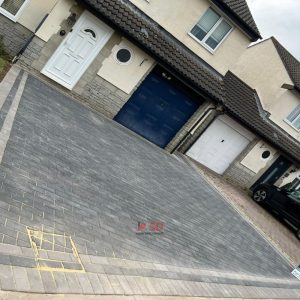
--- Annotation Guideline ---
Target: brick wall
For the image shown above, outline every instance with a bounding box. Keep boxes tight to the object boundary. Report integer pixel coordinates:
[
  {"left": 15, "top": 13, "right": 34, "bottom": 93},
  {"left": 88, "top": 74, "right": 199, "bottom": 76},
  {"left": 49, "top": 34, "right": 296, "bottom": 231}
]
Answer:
[
  {"left": 223, "top": 161, "right": 257, "bottom": 189},
  {"left": 0, "top": 14, "right": 32, "bottom": 57}
]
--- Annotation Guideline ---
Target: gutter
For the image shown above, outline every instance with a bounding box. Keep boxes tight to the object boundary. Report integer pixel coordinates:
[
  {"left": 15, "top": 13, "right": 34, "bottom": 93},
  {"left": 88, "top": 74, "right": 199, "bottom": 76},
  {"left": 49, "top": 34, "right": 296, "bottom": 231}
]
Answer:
[{"left": 171, "top": 104, "right": 224, "bottom": 154}]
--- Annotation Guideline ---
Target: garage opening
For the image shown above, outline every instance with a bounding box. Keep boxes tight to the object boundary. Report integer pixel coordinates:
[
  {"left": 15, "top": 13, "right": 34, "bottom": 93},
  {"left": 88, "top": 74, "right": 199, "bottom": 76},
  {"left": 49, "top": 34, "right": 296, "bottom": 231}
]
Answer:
[
  {"left": 187, "top": 115, "right": 255, "bottom": 174},
  {"left": 114, "top": 66, "right": 202, "bottom": 148}
]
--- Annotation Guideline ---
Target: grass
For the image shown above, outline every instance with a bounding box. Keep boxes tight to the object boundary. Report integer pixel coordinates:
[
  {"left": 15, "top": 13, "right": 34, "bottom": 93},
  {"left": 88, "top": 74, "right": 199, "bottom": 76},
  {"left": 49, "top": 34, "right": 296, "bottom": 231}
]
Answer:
[
  {"left": 0, "top": 36, "right": 11, "bottom": 82},
  {"left": 0, "top": 57, "right": 7, "bottom": 73}
]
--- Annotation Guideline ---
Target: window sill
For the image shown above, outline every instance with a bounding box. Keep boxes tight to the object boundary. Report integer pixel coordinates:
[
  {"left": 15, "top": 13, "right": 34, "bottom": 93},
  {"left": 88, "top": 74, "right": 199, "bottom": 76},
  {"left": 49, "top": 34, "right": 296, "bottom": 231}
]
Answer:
[
  {"left": 188, "top": 32, "right": 215, "bottom": 55},
  {"left": 284, "top": 119, "right": 300, "bottom": 132},
  {"left": 0, "top": 8, "right": 19, "bottom": 22}
]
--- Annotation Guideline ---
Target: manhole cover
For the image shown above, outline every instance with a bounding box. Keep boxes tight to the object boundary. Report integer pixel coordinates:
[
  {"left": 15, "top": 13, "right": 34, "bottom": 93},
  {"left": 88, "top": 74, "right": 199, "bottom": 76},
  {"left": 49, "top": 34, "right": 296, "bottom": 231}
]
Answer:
[{"left": 27, "top": 227, "right": 85, "bottom": 272}]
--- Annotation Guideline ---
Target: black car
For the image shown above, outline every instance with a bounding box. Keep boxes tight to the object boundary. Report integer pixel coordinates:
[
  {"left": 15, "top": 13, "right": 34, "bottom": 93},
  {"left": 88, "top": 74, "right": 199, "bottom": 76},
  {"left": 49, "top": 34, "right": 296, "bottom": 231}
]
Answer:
[{"left": 252, "top": 184, "right": 300, "bottom": 240}]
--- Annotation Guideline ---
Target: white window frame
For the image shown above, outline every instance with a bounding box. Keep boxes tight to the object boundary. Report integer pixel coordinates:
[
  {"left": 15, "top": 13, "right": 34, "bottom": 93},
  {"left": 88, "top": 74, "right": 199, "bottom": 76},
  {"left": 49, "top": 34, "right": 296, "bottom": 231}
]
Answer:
[
  {"left": 284, "top": 104, "right": 300, "bottom": 132},
  {"left": 285, "top": 117, "right": 300, "bottom": 132},
  {"left": 189, "top": 7, "right": 233, "bottom": 54},
  {"left": 0, "top": 0, "right": 29, "bottom": 22}
]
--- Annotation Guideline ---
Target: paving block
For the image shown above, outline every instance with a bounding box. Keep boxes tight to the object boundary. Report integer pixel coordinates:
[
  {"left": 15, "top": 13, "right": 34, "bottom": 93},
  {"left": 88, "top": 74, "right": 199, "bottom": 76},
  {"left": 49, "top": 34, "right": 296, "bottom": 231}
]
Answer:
[
  {"left": 97, "top": 274, "right": 114, "bottom": 294},
  {"left": 40, "top": 271, "right": 56, "bottom": 293},
  {"left": 12, "top": 266, "right": 31, "bottom": 292},
  {"left": 76, "top": 273, "right": 94, "bottom": 294},
  {"left": 52, "top": 272, "right": 70, "bottom": 293},
  {"left": 0, "top": 264, "right": 16, "bottom": 291},
  {"left": 26, "top": 268, "right": 45, "bottom": 293},
  {"left": 65, "top": 272, "right": 83, "bottom": 294},
  {"left": 87, "top": 272, "right": 105, "bottom": 294}
]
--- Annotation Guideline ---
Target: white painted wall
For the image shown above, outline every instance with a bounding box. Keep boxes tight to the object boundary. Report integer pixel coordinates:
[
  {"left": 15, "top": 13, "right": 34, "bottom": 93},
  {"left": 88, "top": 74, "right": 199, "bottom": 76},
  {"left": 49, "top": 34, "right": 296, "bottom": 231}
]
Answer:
[
  {"left": 240, "top": 140, "right": 278, "bottom": 174},
  {"left": 36, "top": 0, "right": 77, "bottom": 42},
  {"left": 18, "top": 0, "right": 59, "bottom": 32},
  {"left": 97, "top": 39, "right": 155, "bottom": 94},
  {"left": 232, "top": 38, "right": 300, "bottom": 141},
  {"left": 129, "top": 0, "right": 251, "bottom": 75}
]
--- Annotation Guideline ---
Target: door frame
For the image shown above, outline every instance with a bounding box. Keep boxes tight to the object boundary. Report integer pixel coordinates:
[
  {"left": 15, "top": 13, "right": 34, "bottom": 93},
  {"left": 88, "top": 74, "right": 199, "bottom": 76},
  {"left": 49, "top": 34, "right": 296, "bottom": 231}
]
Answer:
[
  {"left": 41, "top": 10, "right": 113, "bottom": 90},
  {"left": 250, "top": 155, "right": 292, "bottom": 190}
]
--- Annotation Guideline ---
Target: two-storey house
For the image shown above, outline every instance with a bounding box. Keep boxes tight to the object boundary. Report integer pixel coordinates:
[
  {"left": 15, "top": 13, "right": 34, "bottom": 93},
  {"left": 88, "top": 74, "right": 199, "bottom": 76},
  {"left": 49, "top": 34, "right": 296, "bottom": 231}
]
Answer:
[{"left": 0, "top": 0, "right": 299, "bottom": 190}]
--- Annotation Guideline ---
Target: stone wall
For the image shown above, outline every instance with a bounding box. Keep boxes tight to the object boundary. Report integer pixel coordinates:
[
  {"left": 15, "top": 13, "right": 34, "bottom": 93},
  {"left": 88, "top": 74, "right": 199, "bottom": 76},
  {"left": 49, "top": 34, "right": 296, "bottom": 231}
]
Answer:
[
  {"left": 224, "top": 161, "right": 257, "bottom": 190},
  {"left": 223, "top": 139, "right": 259, "bottom": 189},
  {"left": 17, "top": 25, "right": 155, "bottom": 119},
  {"left": 0, "top": 14, "right": 32, "bottom": 57}
]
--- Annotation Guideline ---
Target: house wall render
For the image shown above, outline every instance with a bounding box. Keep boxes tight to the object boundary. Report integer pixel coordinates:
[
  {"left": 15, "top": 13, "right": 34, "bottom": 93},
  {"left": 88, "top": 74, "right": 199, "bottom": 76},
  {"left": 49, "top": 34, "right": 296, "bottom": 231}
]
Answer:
[{"left": 129, "top": 0, "right": 250, "bottom": 75}]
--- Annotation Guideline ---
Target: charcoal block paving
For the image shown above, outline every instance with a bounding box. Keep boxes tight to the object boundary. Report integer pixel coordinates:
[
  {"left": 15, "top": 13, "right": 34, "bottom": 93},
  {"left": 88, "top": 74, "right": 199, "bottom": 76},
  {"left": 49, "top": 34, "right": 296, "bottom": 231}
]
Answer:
[{"left": 0, "top": 73, "right": 297, "bottom": 293}]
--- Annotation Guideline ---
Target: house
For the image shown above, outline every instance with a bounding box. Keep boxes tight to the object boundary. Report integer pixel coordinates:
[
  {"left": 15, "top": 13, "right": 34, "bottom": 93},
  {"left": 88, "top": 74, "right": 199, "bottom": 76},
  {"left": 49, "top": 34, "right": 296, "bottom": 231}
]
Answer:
[
  {"left": 0, "top": 0, "right": 299, "bottom": 190},
  {"left": 0, "top": 0, "right": 261, "bottom": 149},
  {"left": 222, "top": 37, "right": 300, "bottom": 189}
]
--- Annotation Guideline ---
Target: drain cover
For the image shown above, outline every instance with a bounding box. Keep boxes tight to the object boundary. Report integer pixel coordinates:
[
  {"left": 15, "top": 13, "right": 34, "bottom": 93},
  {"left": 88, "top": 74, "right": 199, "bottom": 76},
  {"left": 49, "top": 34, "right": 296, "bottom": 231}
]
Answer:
[{"left": 27, "top": 227, "right": 85, "bottom": 272}]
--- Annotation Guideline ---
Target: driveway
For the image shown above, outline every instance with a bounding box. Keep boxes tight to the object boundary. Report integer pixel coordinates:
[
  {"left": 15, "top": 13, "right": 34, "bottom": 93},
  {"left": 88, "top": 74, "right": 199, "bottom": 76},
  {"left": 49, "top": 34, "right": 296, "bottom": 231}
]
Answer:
[{"left": 0, "top": 67, "right": 299, "bottom": 298}]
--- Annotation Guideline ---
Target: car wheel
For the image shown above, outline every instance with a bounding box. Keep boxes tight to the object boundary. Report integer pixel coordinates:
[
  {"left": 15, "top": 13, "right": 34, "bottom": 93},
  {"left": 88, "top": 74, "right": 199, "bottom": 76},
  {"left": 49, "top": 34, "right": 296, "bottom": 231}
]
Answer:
[
  {"left": 253, "top": 187, "right": 269, "bottom": 203},
  {"left": 296, "top": 229, "right": 300, "bottom": 241}
]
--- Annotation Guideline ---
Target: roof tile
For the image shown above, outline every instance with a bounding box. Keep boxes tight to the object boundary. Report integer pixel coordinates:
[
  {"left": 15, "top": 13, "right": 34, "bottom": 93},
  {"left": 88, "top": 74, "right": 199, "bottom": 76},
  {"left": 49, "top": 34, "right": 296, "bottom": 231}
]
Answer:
[
  {"left": 272, "top": 37, "right": 300, "bottom": 91},
  {"left": 224, "top": 72, "right": 300, "bottom": 163},
  {"left": 82, "top": 0, "right": 224, "bottom": 101},
  {"left": 213, "top": 0, "right": 261, "bottom": 39}
]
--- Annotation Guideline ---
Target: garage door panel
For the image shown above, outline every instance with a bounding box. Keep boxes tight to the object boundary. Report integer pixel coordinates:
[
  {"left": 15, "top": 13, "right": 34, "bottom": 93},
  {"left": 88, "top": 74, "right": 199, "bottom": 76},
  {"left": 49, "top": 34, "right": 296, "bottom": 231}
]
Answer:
[
  {"left": 114, "top": 68, "right": 200, "bottom": 148},
  {"left": 187, "top": 117, "right": 253, "bottom": 174}
]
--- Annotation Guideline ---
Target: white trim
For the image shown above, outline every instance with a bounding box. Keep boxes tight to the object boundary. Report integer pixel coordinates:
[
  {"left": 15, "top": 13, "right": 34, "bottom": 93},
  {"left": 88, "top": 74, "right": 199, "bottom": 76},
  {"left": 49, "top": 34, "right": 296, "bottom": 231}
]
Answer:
[
  {"left": 114, "top": 47, "right": 134, "bottom": 65},
  {"left": 41, "top": 11, "right": 114, "bottom": 90},
  {"left": 260, "top": 150, "right": 272, "bottom": 161},
  {"left": 0, "top": 0, "right": 29, "bottom": 22},
  {"left": 284, "top": 119, "right": 300, "bottom": 132},
  {"left": 189, "top": 7, "right": 234, "bottom": 53}
]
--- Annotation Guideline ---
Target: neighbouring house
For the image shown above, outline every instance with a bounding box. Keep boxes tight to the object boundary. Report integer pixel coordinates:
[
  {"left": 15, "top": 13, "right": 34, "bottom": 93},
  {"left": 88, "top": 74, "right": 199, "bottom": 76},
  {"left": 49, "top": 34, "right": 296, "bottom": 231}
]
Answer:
[
  {"left": 220, "top": 37, "right": 300, "bottom": 189},
  {"left": 0, "top": 0, "right": 261, "bottom": 150},
  {"left": 0, "top": 0, "right": 299, "bottom": 190}
]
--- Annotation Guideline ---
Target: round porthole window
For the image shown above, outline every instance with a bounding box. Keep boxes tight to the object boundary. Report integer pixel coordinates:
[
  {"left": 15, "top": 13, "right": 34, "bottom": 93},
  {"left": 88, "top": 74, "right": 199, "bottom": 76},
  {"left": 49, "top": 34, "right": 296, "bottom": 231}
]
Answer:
[
  {"left": 261, "top": 150, "right": 271, "bottom": 160},
  {"left": 115, "top": 48, "right": 133, "bottom": 64}
]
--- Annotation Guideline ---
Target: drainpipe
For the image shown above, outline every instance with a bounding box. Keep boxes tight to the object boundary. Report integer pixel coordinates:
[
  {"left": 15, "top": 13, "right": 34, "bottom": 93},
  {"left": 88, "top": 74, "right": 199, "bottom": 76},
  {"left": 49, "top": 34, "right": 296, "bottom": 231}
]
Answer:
[
  {"left": 12, "top": 14, "right": 49, "bottom": 64},
  {"left": 171, "top": 104, "right": 224, "bottom": 154}
]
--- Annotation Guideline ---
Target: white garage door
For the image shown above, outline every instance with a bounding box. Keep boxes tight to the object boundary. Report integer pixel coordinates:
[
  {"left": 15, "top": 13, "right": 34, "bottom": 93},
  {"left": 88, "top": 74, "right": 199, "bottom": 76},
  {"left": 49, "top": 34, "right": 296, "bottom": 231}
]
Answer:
[{"left": 187, "top": 115, "right": 255, "bottom": 174}]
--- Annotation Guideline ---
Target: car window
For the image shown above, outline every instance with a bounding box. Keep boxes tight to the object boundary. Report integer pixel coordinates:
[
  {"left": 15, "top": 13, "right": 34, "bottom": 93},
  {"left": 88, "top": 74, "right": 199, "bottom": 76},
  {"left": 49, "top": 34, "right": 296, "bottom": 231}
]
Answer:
[{"left": 288, "top": 191, "right": 300, "bottom": 205}]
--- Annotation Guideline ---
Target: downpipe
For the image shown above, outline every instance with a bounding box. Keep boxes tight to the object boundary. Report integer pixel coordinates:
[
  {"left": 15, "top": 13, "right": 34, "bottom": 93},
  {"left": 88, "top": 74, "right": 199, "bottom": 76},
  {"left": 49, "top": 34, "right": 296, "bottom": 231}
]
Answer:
[
  {"left": 171, "top": 104, "right": 224, "bottom": 154},
  {"left": 12, "top": 14, "right": 49, "bottom": 64}
]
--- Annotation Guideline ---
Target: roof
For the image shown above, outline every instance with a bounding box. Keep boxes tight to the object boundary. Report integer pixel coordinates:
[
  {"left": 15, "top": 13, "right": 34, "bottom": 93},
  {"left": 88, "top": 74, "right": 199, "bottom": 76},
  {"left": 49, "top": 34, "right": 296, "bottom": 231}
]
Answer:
[
  {"left": 82, "top": 0, "right": 224, "bottom": 102},
  {"left": 211, "top": 0, "right": 261, "bottom": 40},
  {"left": 272, "top": 37, "right": 300, "bottom": 92},
  {"left": 224, "top": 72, "right": 300, "bottom": 163},
  {"left": 81, "top": 0, "right": 299, "bottom": 162}
]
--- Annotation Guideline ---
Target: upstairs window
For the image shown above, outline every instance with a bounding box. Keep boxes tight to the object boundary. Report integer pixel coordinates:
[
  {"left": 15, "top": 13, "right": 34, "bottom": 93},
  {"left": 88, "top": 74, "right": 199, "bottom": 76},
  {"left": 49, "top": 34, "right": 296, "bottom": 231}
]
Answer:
[
  {"left": 190, "top": 8, "right": 232, "bottom": 52},
  {"left": 286, "top": 104, "right": 300, "bottom": 130},
  {"left": 0, "top": 0, "right": 27, "bottom": 21}
]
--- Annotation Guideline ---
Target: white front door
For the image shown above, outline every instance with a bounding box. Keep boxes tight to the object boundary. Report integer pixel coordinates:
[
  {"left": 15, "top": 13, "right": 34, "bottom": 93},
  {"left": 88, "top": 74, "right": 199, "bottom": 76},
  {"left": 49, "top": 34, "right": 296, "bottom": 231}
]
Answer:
[
  {"left": 41, "top": 11, "right": 113, "bottom": 90},
  {"left": 187, "top": 116, "right": 255, "bottom": 174}
]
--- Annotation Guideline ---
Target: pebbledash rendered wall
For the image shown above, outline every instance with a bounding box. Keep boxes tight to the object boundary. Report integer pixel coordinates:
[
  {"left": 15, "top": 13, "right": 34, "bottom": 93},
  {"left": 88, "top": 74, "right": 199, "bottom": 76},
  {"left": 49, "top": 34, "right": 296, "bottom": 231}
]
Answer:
[{"left": 0, "top": 14, "right": 32, "bottom": 57}]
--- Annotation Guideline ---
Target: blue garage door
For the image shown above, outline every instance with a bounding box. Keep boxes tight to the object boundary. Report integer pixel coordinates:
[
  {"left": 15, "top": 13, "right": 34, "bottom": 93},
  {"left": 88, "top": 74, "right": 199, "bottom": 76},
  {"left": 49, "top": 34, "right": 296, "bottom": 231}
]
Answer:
[{"left": 114, "top": 68, "right": 200, "bottom": 148}]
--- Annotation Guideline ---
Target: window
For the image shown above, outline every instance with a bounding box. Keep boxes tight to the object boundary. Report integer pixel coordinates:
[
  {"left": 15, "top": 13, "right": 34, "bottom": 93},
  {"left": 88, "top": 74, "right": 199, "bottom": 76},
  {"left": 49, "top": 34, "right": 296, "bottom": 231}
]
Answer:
[
  {"left": 286, "top": 104, "right": 300, "bottom": 130},
  {"left": 0, "top": 0, "right": 27, "bottom": 21},
  {"left": 261, "top": 150, "right": 271, "bottom": 160},
  {"left": 115, "top": 48, "right": 133, "bottom": 65},
  {"left": 190, "top": 8, "right": 232, "bottom": 51}
]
